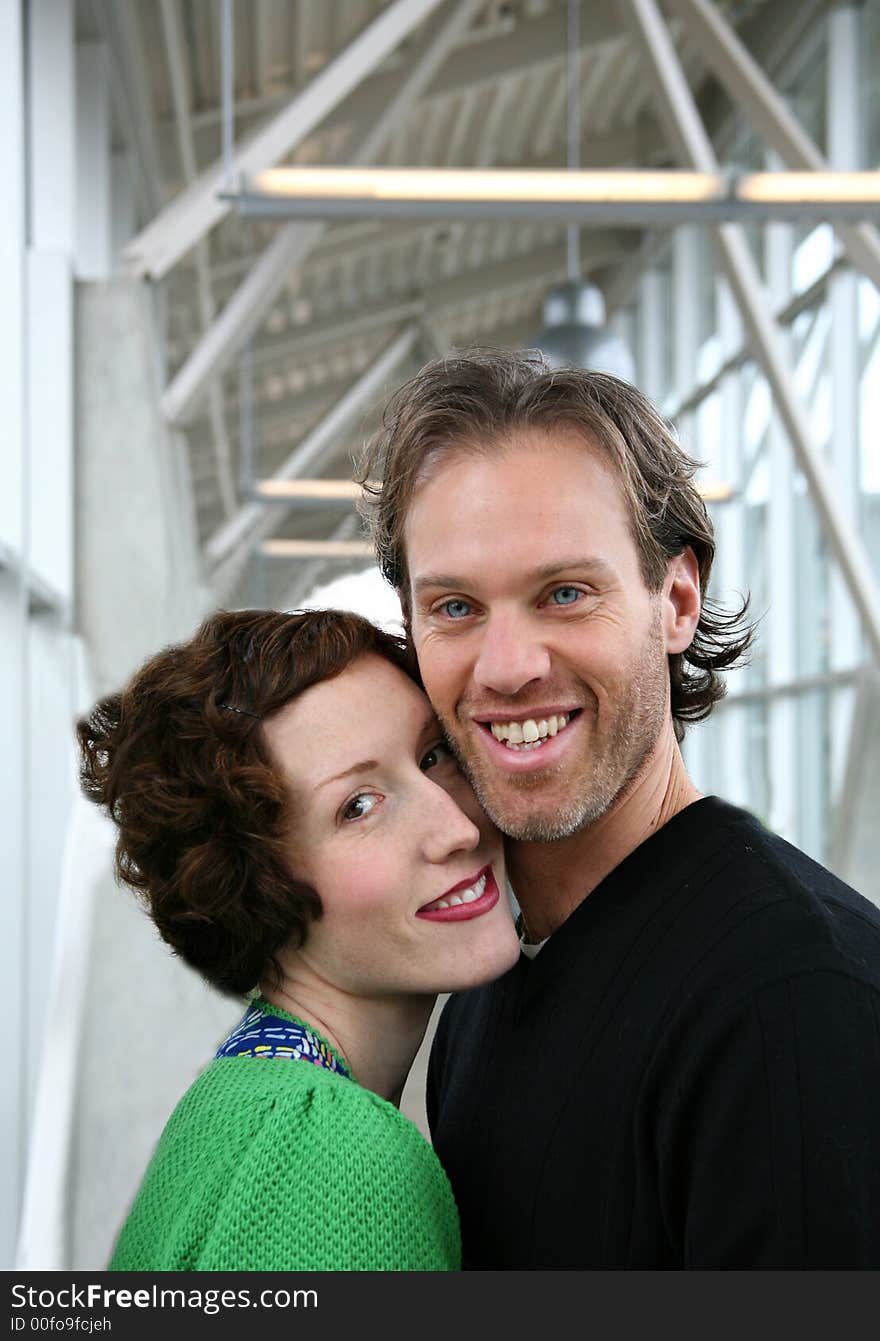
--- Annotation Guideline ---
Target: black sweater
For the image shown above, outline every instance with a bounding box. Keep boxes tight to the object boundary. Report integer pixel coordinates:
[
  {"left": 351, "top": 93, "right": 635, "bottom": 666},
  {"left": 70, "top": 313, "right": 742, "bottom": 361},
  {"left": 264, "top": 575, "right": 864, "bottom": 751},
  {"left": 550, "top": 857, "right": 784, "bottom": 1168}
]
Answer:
[{"left": 427, "top": 798, "right": 880, "bottom": 1268}]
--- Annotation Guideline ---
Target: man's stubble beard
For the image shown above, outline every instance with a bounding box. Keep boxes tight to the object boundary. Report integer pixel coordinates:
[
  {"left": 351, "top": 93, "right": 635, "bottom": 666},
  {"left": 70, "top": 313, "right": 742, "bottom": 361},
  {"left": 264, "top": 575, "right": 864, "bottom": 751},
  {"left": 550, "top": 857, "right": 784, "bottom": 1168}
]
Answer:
[{"left": 439, "top": 609, "right": 670, "bottom": 843}]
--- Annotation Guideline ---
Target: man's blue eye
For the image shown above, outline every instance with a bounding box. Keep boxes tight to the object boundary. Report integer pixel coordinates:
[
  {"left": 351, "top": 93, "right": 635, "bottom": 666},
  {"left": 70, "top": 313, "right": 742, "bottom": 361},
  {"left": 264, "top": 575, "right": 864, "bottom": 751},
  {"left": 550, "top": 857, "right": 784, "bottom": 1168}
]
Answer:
[
  {"left": 551, "top": 587, "right": 581, "bottom": 605},
  {"left": 441, "top": 599, "right": 471, "bottom": 619}
]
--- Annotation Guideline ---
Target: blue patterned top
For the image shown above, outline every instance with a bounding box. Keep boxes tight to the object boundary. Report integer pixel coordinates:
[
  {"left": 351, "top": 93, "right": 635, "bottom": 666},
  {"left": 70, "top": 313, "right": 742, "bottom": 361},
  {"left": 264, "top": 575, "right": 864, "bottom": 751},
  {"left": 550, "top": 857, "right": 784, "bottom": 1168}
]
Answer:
[{"left": 214, "top": 998, "right": 354, "bottom": 1080}]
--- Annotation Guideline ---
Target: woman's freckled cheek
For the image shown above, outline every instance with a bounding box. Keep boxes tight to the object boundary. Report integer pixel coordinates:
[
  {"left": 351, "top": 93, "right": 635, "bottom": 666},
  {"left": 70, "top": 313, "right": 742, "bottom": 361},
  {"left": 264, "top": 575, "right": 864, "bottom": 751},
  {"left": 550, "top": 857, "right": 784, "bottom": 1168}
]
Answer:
[{"left": 321, "top": 856, "right": 399, "bottom": 913}]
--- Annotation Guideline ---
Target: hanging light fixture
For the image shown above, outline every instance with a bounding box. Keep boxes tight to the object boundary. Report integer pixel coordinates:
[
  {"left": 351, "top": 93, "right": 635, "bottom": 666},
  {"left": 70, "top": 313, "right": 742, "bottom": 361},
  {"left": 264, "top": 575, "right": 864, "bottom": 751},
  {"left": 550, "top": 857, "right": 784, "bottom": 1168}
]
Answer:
[
  {"left": 527, "top": 0, "right": 635, "bottom": 381},
  {"left": 529, "top": 277, "right": 635, "bottom": 378}
]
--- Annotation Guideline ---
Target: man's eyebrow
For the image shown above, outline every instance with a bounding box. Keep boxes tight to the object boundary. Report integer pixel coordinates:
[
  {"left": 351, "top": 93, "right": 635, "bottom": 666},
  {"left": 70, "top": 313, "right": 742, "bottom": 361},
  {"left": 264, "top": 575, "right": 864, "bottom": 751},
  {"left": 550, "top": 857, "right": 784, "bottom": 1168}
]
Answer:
[
  {"left": 413, "top": 557, "right": 615, "bottom": 595},
  {"left": 316, "top": 759, "right": 379, "bottom": 790},
  {"left": 412, "top": 574, "right": 465, "bottom": 596},
  {"left": 530, "top": 557, "right": 617, "bottom": 582},
  {"left": 417, "top": 710, "right": 443, "bottom": 744}
]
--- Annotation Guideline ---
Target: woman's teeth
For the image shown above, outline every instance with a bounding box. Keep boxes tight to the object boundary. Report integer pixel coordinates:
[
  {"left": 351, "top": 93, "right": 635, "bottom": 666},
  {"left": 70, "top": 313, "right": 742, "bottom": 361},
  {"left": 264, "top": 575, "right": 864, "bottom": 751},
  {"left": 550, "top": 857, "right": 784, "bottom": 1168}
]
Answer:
[
  {"left": 431, "top": 872, "right": 487, "bottom": 911},
  {"left": 489, "top": 713, "right": 571, "bottom": 750}
]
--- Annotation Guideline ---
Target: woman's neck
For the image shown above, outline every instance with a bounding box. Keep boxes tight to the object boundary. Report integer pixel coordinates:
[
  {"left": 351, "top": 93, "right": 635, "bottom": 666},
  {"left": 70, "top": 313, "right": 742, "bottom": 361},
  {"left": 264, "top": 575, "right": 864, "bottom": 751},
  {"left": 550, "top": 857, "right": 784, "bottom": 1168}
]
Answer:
[{"left": 259, "top": 970, "right": 435, "bottom": 1106}]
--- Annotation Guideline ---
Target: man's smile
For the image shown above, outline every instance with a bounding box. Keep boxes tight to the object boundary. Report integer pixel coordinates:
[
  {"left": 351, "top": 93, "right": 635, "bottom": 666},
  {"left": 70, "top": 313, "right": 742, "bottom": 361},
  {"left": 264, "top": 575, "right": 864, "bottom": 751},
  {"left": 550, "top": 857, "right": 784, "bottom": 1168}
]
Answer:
[
  {"left": 482, "top": 710, "right": 578, "bottom": 750},
  {"left": 464, "top": 707, "right": 586, "bottom": 772}
]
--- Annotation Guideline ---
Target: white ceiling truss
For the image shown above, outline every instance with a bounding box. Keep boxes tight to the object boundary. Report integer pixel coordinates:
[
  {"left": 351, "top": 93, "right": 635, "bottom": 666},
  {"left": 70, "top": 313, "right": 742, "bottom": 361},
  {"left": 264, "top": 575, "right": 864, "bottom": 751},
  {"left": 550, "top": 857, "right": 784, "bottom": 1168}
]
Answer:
[{"left": 83, "top": 0, "right": 879, "bottom": 612}]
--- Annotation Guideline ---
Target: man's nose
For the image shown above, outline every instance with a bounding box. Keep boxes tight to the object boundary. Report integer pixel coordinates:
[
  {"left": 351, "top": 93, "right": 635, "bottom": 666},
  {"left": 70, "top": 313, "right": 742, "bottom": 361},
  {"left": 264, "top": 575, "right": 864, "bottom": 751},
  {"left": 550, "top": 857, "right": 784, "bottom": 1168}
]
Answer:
[
  {"left": 419, "top": 775, "right": 482, "bottom": 865},
  {"left": 473, "top": 611, "right": 551, "bottom": 696}
]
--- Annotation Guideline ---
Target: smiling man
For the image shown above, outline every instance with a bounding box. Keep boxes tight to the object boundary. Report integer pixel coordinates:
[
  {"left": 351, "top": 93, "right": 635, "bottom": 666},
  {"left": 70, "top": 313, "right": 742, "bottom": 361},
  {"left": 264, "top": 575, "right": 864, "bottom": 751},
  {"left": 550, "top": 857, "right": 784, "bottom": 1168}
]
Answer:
[{"left": 360, "top": 348, "right": 880, "bottom": 1269}]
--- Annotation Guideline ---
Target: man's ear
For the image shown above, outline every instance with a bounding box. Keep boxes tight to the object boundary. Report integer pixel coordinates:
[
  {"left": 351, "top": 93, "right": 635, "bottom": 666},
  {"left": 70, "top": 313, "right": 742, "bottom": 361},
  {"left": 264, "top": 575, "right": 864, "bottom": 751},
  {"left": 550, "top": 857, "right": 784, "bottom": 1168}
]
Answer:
[{"left": 663, "top": 547, "right": 701, "bottom": 654}]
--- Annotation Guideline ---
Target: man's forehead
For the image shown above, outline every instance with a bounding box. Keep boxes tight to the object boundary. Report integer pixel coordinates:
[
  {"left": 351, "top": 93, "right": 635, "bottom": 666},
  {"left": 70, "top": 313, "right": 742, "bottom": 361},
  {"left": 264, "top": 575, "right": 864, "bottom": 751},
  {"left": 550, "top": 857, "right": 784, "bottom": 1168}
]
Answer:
[
  {"left": 405, "top": 425, "right": 624, "bottom": 529},
  {"left": 412, "top": 423, "right": 608, "bottom": 483},
  {"left": 402, "top": 431, "right": 640, "bottom": 595}
]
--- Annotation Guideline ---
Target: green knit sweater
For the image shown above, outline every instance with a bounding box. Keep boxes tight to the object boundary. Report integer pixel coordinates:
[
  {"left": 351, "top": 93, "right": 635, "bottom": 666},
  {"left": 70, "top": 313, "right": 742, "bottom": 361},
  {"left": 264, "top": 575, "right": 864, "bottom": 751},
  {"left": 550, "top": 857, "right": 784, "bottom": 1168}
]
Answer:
[{"left": 109, "top": 1044, "right": 460, "bottom": 1271}]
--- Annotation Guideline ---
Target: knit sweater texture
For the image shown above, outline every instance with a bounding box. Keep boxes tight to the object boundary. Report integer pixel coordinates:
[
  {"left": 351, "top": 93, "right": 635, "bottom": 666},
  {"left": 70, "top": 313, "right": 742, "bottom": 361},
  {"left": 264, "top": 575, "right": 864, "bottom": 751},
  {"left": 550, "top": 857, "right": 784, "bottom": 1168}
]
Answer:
[
  {"left": 110, "top": 1023, "right": 460, "bottom": 1271},
  {"left": 428, "top": 797, "right": 880, "bottom": 1268}
]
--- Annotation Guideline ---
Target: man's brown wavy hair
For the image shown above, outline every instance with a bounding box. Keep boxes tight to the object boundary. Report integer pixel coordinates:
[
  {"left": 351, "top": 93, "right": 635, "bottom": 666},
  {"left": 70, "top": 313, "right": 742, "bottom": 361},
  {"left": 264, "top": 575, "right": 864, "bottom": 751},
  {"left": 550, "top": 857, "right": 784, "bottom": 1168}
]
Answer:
[
  {"left": 76, "top": 608, "right": 414, "bottom": 996},
  {"left": 358, "top": 348, "right": 753, "bottom": 740}
]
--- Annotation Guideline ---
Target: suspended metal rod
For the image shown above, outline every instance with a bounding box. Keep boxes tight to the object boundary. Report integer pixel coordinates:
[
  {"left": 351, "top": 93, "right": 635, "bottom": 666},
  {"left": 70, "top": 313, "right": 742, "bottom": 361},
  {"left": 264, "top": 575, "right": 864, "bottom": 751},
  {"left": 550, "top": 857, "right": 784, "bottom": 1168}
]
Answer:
[
  {"left": 220, "top": 0, "right": 234, "bottom": 193},
  {"left": 566, "top": 0, "right": 581, "bottom": 281}
]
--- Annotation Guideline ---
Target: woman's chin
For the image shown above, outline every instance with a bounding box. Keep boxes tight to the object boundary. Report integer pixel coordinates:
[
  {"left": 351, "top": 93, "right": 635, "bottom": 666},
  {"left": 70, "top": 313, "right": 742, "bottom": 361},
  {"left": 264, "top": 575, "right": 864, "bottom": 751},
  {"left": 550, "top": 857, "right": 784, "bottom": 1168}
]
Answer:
[{"left": 440, "top": 931, "right": 522, "bottom": 993}]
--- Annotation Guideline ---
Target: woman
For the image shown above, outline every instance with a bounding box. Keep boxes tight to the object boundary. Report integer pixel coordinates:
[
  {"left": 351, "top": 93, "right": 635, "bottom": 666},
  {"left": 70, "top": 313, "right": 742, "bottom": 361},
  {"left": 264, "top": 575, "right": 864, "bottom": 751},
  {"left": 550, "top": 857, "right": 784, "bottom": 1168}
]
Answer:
[{"left": 77, "top": 607, "right": 520, "bottom": 1271}]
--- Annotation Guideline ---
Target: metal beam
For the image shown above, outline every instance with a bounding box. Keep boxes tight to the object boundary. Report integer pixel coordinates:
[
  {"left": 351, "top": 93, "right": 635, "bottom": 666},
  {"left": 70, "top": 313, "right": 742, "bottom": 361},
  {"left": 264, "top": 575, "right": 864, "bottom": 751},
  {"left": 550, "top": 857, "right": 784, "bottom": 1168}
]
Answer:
[
  {"left": 245, "top": 300, "right": 425, "bottom": 370},
  {"left": 665, "top": 0, "right": 880, "bottom": 290},
  {"left": 190, "top": 125, "right": 643, "bottom": 293},
  {"left": 234, "top": 166, "right": 880, "bottom": 224},
  {"left": 667, "top": 253, "right": 849, "bottom": 420},
  {"left": 161, "top": 0, "right": 483, "bottom": 427},
  {"left": 125, "top": 0, "right": 447, "bottom": 280},
  {"left": 255, "top": 479, "right": 363, "bottom": 501},
  {"left": 262, "top": 538, "right": 373, "bottom": 559},
  {"left": 281, "top": 511, "right": 371, "bottom": 609},
  {"left": 603, "top": 0, "right": 826, "bottom": 318},
  {"left": 152, "top": 0, "right": 625, "bottom": 174},
  {"left": 160, "top": 219, "right": 325, "bottom": 425},
  {"left": 620, "top": 0, "right": 880, "bottom": 662},
  {"left": 159, "top": 0, "right": 236, "bottom": 518},
  {"left": 236, "top": 231, "right": 632, "bottom": 373},
  {"left": 205, "top": 324, "right": 419, "bottom": 572},
  {"left": 180, "top": 229, "right": 635, "bottom": 442}
]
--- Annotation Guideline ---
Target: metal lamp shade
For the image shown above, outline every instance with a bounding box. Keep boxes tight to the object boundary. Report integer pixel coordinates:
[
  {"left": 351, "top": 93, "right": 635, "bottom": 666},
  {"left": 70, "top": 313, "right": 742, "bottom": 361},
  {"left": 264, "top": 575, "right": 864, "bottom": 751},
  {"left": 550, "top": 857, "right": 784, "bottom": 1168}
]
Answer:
[{"left": 528, "top": 280, "right": 635, "bottom": 382}]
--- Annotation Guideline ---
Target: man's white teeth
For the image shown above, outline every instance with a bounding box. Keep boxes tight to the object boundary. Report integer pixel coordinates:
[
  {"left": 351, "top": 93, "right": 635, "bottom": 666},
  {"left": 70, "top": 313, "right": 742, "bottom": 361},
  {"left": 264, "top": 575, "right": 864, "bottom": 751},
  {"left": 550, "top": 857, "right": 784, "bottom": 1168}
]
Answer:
[
  {"left": 430, "top": 872, "right": 487, "bottom": 911},
  {"left": 490, "top": 713, "right": 570, "bottom": 748}
]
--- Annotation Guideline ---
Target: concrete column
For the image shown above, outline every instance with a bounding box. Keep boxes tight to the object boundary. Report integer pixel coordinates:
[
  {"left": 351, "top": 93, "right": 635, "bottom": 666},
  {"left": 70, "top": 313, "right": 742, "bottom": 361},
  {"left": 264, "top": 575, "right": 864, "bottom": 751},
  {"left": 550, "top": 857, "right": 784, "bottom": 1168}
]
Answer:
[
  {"left": 75, "top": 280, "right": 210, "bottom": 688},
  {"left": 67, "top": 279, "right": 229, "bottom": 1269}
]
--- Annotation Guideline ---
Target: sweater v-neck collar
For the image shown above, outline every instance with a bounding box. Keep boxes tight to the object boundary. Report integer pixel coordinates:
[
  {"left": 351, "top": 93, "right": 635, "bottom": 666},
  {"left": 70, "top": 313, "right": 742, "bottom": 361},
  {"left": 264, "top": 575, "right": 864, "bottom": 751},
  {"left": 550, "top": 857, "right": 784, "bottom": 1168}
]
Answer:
[{"left": 504, "top": 796, "right": 744, "bottom": 1003}]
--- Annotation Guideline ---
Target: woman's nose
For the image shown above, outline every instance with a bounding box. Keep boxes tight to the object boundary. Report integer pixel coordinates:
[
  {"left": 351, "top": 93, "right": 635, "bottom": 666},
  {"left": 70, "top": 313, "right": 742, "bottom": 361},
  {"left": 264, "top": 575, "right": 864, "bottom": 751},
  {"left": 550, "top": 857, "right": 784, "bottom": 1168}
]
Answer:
[{"left": 418, "top": 776, "right": 482, "bottom": 864}]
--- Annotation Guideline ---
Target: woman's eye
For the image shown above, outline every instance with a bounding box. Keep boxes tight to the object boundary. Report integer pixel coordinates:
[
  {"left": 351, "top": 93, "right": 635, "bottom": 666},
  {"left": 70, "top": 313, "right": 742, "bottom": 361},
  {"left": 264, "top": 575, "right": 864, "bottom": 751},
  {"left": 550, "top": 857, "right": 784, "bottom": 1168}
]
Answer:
[
  {"left": 439, "top": 599, "right": 472, "bottom": 619},
  {"left": 340, "top": 792, "right": 379, "bottom": 823},
  {"left": 550, "top": 586, "right": 582, "bottom": 606},
  {"left": 420, "top": 741, "right": 456, "bottom": 772}
]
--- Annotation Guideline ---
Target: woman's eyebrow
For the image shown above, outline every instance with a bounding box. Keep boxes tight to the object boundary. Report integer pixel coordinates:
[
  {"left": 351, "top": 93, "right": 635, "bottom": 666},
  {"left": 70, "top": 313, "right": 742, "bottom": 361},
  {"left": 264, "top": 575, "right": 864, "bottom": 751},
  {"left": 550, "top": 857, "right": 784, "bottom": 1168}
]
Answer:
[{"left": 316, "top": 759, "right": 379, "bottom": 789}]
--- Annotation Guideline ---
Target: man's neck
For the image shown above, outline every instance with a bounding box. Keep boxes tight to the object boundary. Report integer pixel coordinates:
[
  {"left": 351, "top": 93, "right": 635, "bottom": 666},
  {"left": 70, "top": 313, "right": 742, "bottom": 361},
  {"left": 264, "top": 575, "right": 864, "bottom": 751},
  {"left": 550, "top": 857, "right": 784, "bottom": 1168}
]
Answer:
[{"left": 507, "top": 736, "right": 701, "bottom": 943}]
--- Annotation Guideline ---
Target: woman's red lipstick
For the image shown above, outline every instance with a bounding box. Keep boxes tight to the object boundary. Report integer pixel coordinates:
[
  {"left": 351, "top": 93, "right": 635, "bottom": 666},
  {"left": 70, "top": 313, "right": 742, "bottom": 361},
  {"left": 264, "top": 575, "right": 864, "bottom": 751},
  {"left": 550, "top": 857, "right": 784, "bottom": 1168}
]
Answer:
[{"left": 416, "top": 866, "right": 500, "bottom": 923}]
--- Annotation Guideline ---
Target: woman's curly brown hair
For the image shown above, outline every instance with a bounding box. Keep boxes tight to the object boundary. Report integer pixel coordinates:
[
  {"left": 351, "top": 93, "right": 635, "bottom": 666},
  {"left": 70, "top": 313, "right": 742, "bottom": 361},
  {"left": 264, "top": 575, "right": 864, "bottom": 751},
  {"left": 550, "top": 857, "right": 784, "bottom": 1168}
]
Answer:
[{"left": 76, "top": 608, "right": 414, "bottom": 996}]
